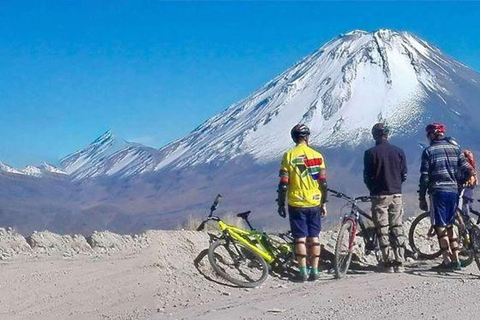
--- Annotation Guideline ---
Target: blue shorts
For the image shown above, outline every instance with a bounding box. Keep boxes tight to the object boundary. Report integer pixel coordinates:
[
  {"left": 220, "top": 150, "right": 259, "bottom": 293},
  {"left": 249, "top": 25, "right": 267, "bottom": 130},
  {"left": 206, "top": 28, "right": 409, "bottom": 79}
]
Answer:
[
  {"left": 288, "top": 206, "right": 321, "bottom": 238},
  {"left": 430, "top": 191, "right": 458, "bottom": 227}
]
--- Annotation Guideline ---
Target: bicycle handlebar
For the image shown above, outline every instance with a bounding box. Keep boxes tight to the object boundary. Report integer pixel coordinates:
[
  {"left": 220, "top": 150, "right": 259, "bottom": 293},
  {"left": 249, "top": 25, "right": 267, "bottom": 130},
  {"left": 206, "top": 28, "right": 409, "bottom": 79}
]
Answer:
[
  {"left": 327, "top": 188, "right": 371, "bottom": 203},
  {"left": 209, "top": 194, "right": 222, "bottom": 216}
]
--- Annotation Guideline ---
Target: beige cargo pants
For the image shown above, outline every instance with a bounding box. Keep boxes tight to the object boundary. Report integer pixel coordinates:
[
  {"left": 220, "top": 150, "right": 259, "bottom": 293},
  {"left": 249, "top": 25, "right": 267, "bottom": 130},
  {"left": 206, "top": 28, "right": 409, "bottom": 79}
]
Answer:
[{"left": 371, "top": 194, "right": 406, "bottom": 264}]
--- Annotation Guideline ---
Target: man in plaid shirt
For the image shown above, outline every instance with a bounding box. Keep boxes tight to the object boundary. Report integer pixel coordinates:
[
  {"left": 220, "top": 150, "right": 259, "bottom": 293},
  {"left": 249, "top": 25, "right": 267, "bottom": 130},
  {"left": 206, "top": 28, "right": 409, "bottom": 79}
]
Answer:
[{"left": 419, "top": 123, "right": 474, "bottom": 271}]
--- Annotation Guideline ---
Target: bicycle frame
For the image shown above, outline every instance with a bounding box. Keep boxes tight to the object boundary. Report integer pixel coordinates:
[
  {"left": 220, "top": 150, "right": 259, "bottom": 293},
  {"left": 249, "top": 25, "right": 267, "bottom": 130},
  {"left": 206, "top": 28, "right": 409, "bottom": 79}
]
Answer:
[
  {"left": 330, "top": 188, "right": 376, "bottom": 251},
  {"left": 343, "top": 204, "right": 376, "bottom": 249},
  {"left": 198, "top": 194, "right": 293, "bottom": 266},
  {"left": 216, "top": 220, "right": 277, "bottom": 264}
]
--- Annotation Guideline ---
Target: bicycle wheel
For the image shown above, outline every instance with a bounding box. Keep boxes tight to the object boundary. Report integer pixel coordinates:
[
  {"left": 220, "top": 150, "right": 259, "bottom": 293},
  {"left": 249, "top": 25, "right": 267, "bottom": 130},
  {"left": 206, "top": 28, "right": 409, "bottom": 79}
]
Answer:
[
  {"left": 335, "top": 219, "right": 355, "bottom": 279},
  {"left": 458, "top": 238, "right": 474, "bottom": 267},
  {"left": 469, "top": 225, "right": 480, "bottom": 272},
  {"left": 409, "top": 212, "right": 442, "bottom": 259},
  {"left": 409, "top": 212, "right": 472, "bottom": 264},
  {"left": 208, "top": 238, "right": 268, "bottom": 288}
]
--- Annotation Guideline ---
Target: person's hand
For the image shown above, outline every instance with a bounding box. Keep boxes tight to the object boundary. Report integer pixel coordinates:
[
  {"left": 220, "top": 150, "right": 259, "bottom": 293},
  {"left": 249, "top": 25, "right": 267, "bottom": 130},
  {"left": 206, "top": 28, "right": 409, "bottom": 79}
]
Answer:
[
  {"left": 419, "top": 198, "right": 428, "bottom": 211},
  {"left": 320, "top": 204, "right": 327, "bottom": 218},
  {"left": 278, "top": 206, "right": 286, "bottom": 218}
]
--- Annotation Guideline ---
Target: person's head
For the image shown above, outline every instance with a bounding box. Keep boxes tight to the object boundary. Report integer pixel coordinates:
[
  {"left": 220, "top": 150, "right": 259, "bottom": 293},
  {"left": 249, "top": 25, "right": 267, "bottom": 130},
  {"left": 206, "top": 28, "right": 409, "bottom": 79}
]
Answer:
[
  {"left": 425, "top": 122, "right": 445, "bottom": 143},
  {"left": 371, "top": 123, "right": 389, "bottom": 142},
  {"left": 290, "top": 124, "right": 310, "bottom": 144}
]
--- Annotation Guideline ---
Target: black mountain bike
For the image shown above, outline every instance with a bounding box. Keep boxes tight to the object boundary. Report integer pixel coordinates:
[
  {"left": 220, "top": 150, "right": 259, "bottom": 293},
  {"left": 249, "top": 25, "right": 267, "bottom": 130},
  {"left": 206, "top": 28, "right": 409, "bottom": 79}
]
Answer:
[{"left": 408, "top": 194, "right": 477, "bottom": 267}]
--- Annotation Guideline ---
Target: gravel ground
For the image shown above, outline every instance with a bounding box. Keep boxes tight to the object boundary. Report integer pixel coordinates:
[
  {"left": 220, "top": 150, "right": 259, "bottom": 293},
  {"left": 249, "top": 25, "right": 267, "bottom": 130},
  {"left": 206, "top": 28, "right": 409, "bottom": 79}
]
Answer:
[{"left": 1, "top": 229, "right": 480, "bottom": 320}]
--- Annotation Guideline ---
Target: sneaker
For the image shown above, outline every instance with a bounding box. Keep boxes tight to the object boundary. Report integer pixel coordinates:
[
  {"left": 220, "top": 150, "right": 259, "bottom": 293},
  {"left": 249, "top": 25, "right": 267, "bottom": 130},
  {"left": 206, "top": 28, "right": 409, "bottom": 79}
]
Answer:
[
  {"left": 384, "top": 266, "right": 395, "bottom": 273},
  {"left": 378, "top": 262, "right": 394, "bottom": 273},
  {"left": 290, "top": 273, "right": 308, "bottom": 283},
  {"left": 450, "top": 261, "right": 462, "bottom": 271},
  {"left": 392, "top": 261, "right": 405, "bottom": 273},
  {"left": 308, "top": 272, "right": 320, "bottom": 282},
  {"left": 431, "top": 261, "right": 453, "bottom": 271},
  {"left": 394, "top": 265, "right": 405, "bottom": 273}
]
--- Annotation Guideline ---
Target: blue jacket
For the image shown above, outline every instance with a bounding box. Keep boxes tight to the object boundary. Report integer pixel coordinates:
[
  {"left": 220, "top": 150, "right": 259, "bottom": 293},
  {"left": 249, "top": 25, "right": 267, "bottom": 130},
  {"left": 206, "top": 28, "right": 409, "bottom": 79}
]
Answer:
[{"left": 420, "top": 138, "right": 473, "bottom": 195}]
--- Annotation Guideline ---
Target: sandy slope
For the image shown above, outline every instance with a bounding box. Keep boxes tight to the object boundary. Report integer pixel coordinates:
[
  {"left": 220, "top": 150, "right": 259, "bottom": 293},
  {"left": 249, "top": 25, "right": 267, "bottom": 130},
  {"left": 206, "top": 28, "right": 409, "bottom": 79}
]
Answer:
[{"left": 1, "top": 230, "right": 480, "bottom": 320}]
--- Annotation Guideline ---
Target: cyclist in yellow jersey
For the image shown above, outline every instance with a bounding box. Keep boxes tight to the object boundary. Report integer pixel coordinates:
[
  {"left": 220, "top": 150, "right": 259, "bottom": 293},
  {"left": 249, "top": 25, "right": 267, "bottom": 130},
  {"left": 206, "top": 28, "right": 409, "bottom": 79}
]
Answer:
[{"left": 277, "top": 124, "right": 328, "bottom": 282}]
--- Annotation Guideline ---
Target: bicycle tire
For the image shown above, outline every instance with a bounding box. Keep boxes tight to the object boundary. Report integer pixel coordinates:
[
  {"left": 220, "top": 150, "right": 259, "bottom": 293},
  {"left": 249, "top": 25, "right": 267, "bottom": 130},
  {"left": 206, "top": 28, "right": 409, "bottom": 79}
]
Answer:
[
  {"left": 335, "top": 219, "right": 355, "bottom": 279},
  {"left": 409, "top": 211, "right": 473, "bottom": 265},
  {"left": 459, "top": 242, "right": 474, "bottom": 267},
  {"left": 208, "top": 238, "right": 268, "bottom": 288},
  {"left": 469, "top": 225, "right": 480, "bottom": 272},
  {"left": 409, "top": 212, "right": 442, "bottom": 259}
]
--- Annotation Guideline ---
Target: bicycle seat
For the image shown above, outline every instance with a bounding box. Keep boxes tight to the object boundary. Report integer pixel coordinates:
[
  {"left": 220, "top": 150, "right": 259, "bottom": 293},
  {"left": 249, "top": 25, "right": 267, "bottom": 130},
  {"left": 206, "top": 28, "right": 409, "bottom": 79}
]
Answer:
[{"left": 236, "top": 211, "right": 251, "bottom": 220}]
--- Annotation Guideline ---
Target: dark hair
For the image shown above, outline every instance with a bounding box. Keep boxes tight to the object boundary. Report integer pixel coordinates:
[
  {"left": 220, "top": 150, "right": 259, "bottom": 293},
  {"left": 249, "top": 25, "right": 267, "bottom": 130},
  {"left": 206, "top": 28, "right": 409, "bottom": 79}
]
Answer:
[{"left": 371, "top": 123, "right": 389, "bottom": 139}]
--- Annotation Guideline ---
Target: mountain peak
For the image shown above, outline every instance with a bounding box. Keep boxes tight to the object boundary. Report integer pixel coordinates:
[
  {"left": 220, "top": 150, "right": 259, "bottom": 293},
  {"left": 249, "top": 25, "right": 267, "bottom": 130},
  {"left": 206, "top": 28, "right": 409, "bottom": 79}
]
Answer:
[
  {"left": 91, "top": 130, "right": 115, "bottom": 145},
  {"left": 60, "top": 130, "right": 128, "bottom": 176},
  {"left": 373, "top": 28, "right": 398, "bottom": 37},
  {"left": 21, "top": 165, "right": 43, "bottom": 177},
  {"left": 0, "top": 161, "right": 22, "bottom": 174},
  {"left": 154, "top": 29, "right": 480, "bottom": 170},
  {"left": 343, "top": 30, "right": 369, "bottom": 36}
]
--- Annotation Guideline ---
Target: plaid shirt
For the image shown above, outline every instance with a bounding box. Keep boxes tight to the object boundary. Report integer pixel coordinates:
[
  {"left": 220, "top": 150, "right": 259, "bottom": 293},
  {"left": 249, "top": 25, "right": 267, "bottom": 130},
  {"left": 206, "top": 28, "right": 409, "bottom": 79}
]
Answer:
[{"left": 420, "top": 139, "right": 473, "bottom": 193}]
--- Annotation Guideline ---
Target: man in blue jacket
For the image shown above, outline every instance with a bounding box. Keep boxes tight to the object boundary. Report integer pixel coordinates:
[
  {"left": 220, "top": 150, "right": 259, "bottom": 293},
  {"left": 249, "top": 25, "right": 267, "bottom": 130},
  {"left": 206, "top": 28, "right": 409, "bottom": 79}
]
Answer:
[{"left": 419, "top": 123, "right": 473, "bottom": 270}]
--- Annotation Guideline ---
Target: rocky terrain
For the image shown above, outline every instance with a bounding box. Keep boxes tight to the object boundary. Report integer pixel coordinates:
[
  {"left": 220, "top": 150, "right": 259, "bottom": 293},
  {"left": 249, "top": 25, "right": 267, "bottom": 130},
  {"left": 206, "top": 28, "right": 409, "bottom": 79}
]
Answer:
[{"left": 1, "top": 221, "right": 480, "bottom": 320}]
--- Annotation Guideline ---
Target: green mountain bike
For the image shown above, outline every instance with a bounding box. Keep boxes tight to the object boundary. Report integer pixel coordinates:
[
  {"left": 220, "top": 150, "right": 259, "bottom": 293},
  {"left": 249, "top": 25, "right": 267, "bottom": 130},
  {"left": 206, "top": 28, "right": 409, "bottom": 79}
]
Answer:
[{"left": 197, "top": 194, "right": 295, "bottom": 287}]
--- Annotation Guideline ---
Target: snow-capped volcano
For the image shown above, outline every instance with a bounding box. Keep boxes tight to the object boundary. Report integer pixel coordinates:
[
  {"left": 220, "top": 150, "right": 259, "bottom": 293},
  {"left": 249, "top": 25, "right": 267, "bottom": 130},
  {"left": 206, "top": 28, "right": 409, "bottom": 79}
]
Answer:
[
  {"left": 4, "top": 29, "right": 480, "bottom": 181},
  {"left": 2, "top": 29, "right": 480, "bottom": 234},
  {"left": 154, "top": 29, "right": 480, "bottom": 170}
]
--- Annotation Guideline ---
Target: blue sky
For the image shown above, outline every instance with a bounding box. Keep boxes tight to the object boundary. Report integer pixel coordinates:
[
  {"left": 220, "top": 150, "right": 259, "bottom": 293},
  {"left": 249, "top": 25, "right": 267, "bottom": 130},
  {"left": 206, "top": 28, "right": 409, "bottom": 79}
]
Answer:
[{"left": 1, "top": 1, "right": 480, "bottom": 167}]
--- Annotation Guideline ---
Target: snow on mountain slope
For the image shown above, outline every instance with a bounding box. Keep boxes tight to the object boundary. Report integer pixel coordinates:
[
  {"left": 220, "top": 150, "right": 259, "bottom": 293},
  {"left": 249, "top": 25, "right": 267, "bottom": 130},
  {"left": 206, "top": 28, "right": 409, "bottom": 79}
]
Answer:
[
  {"left": 0, "top": 162, "right": 23, "bottom": 175},
  {"left": 38, "top": 162, "right": 67, "bottom": 175},
  {"left": 60, "top": 131, "right": 128, "bottom": 175},
  {"left": 21, "top": 166, "right": 43, "bottom": 177},
  {"left": 154, "top": 29, "right": 480, "bottom": 170},
  {"left": 0, "top": 161, "right": 66, "bottom": 177},
  {"left": 60, "top": 131, "right": 158, "bottom": 180}
]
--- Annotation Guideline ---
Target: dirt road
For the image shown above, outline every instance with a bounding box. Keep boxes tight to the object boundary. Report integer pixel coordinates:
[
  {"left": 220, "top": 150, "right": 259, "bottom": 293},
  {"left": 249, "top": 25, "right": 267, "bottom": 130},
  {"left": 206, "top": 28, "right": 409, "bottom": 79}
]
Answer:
[{"left": 1, "top": 230, "right": 480, "bottom": 320}]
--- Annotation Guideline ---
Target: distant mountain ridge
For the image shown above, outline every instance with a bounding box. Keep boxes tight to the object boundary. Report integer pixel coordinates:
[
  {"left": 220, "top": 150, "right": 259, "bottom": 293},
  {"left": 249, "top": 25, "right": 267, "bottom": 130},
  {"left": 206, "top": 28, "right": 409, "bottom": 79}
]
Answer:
[{"left": 1, "top": 29, "right": 480, "bottom": 234}]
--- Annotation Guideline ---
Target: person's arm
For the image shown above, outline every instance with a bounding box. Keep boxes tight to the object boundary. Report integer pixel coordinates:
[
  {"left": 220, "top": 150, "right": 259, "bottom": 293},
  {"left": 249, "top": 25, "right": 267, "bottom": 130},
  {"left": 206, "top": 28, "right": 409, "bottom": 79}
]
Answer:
[
  {"left": 400, "top": 149, "right": 407, "bottom": 183},
  {"left": 318, "top": 156, "right": 327, "bottom": 217},
  {"left": 277, "top": 154, "right": 289, "bottom": 218},
  {"left": 318, "top": 156, "right": 327, "bottom": 205},
  {"left": 419, "top": 149, "right": 429, "bottom": 211},
  {"left": 363, "top": 150, "right": 374, "bottom": 192}
]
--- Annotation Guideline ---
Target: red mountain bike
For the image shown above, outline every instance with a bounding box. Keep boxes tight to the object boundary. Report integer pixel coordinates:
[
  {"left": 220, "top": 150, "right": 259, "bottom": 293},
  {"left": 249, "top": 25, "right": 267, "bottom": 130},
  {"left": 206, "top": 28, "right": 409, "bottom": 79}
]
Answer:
[{"left": 329, "top": 188, "right": 381, "bottom": 279}]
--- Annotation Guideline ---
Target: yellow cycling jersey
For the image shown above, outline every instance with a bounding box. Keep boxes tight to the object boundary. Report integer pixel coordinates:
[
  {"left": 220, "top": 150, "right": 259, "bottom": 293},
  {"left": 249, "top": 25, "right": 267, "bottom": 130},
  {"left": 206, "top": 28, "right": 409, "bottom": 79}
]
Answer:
[{"left": 279, "top": 143, "right": 326, "bottom": 208}]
